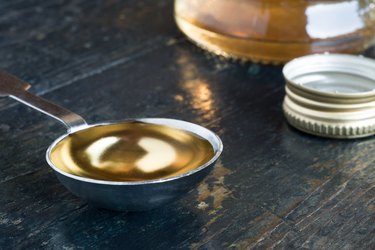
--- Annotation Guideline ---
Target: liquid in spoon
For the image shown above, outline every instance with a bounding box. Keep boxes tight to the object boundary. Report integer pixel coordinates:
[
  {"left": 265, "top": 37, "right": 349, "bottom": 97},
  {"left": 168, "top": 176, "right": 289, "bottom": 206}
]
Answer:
[{"left": 50, "top": 122, "right": 215, "bottom": 181}]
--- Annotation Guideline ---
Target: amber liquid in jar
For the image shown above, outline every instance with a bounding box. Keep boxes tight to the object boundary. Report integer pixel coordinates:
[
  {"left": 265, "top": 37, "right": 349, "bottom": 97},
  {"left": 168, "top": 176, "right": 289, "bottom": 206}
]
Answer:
[
  {"left": 50, "top": 122, "right": 214, "bottom": 181},
  {"left": 175, "top": 0, "right": 375, "bottom": 64}
]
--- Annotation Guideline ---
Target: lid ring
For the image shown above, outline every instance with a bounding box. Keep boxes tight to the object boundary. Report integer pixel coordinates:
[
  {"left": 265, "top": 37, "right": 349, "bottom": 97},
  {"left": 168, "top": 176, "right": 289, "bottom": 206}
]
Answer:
[{"left": 283, "top": 54, "right": 375, "bottom": 139}]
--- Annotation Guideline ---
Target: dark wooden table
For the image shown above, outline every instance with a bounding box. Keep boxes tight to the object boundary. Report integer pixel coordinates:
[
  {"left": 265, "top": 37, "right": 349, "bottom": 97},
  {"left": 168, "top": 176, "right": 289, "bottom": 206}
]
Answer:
[{"left": 1, "top": 1, "right": 374, "bottom": 249}]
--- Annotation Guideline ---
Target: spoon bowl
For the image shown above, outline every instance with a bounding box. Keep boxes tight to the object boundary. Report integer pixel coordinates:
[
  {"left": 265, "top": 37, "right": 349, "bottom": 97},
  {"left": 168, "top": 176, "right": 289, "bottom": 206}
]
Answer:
[{"left": 47, "top": 118, "right": 222, "bottom": 211}]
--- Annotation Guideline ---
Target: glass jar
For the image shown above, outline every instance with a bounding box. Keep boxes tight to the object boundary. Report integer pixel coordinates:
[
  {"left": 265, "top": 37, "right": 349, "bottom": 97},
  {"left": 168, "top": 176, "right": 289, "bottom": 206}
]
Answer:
[{"left": 174, "top": 0, "right": 375, "bottom": 64}]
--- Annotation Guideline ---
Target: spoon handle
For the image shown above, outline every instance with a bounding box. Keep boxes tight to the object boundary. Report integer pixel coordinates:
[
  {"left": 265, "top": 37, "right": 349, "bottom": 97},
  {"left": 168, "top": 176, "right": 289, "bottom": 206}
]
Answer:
[{"left": 0, "top": 70, "right": 87, "bottom": 132}]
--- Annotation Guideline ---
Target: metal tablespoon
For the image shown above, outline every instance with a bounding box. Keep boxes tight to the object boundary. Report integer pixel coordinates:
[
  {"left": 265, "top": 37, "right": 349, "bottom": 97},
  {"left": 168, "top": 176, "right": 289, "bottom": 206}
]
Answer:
[{"left": 0, "top": 70, "right": 223, "bottom": 211}]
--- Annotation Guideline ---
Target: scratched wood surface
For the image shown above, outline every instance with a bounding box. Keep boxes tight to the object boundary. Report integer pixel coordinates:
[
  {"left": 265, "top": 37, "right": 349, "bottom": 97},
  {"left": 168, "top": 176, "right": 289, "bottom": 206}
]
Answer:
[{"left": 0, "top": 1, "right": 374, "bottom": 249}]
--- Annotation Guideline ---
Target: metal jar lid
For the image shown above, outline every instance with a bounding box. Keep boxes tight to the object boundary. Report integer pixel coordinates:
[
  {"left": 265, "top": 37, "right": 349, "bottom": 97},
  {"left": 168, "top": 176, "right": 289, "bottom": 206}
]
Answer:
[{"left": 282, "top": 54, "right": 375, "bottom": 139}]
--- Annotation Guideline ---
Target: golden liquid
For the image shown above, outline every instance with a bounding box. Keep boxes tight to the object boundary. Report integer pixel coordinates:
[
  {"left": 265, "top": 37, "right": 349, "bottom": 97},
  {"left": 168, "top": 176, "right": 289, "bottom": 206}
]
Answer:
[
  {"left": 175, "top": 0, "right": 375, "bottom": 64},
  {"left": 50, "top": 122, "right": 214, "bottom": 181}
]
